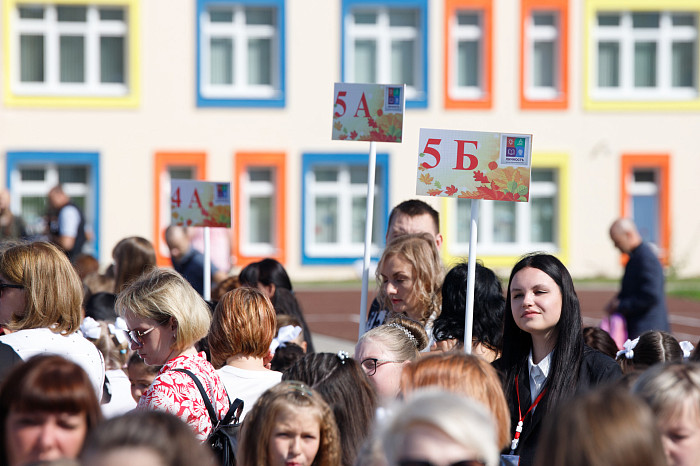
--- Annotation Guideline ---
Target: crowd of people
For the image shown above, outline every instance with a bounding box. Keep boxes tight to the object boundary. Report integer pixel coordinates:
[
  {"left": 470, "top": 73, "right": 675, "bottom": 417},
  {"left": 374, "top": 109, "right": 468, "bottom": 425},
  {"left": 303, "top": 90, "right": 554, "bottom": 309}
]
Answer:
[{"left": 0, "top": 197, "right": 698, "bottom": 466}]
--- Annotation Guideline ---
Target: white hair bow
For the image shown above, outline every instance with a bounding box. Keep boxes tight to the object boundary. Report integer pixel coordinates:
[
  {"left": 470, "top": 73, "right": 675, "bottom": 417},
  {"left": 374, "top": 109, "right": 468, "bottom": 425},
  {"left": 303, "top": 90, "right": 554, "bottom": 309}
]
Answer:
[
  {"left": 680, "top": 341, "right": 695, "bottom": 359},
  {"left": 80, "top": 316, "right": 102, "bottom": 340},
  {"left": 109, "top": 317, "right": 129, "bottom": 345},
  {"left": 616, "top": 337, "right": 639, "bottom": 359},
  {"left": 269, "top": 325, "right": 302, "bottom": 354}
]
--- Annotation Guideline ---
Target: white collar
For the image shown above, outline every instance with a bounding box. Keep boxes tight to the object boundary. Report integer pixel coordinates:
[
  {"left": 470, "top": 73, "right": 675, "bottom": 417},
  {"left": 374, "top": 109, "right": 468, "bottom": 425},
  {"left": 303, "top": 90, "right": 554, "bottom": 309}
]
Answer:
[{"left": 527, "top": 349, "right": 553, "bottom": 379}]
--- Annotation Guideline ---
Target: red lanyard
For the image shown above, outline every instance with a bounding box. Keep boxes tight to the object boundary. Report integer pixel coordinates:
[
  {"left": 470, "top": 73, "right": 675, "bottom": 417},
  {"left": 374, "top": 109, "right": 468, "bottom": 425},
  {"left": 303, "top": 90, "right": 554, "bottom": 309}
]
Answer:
[{"left": 509, "top": 374, "right": 547, "bottom": 455}]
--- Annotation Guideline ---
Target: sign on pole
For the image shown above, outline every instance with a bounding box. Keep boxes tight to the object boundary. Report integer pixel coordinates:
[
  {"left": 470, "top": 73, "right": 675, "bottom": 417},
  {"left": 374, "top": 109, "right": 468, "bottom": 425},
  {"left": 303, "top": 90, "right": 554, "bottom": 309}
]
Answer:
[
  {"left": 415, "top": 129, "right": 532, "bottom": 353},
  {"left": 332, "top": 82, "right": 405, "bottom": 339}
]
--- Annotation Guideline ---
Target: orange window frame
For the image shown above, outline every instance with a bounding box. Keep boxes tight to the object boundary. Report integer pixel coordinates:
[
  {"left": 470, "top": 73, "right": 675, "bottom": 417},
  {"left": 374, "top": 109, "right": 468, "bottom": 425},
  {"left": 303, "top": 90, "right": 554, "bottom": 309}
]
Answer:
[
  {"left": 444, "top": 0, "right": 493, "bottom": 109},
  {"left": 620, "top": 154, "right": 670, "bottom": 265},
  {"left": 153, "top": 152, "right": 207, "bottom": 267},
  {"left": 519, "top": 0, "right": 569, "bottom": 110},
  {"left": 234, "top": 152, "right": 286, "bottom": 267}
]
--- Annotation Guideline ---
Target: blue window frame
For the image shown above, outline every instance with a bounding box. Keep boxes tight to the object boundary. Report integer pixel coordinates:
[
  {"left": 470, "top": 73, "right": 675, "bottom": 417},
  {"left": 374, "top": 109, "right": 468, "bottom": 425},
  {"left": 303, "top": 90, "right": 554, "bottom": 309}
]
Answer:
[
  {"left": 301, "top": 152, "right": 389, "bottom": 265},
  {"left": 6, "top": 151, "right": 101, "bottom": 257},
  {"left": 196, "top": 0, "right": 285, "bottom": 108},
  {"left": 341, "top": 0, "right": 429, "bottom": 109}
]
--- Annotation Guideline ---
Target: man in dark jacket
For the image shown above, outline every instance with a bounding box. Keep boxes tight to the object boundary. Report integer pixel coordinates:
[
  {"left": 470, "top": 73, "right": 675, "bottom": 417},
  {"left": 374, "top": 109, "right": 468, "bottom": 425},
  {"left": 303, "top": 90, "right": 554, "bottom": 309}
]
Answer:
[
  {"left": 48, "top": 185, "right": 86, "bottom": 263},
  {"left": 606, "top": 218, "right": 670, "bottom": 338}
]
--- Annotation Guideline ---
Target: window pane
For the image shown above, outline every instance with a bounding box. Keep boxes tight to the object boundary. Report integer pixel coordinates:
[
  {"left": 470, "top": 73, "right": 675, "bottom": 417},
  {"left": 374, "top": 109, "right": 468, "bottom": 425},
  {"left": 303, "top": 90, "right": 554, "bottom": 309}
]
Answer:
[
  {"left": 457, "top": 12, "right": 479, "bottom": 26},
  {"left": 60, "top": 36, "right": 85, "bottom": 83},
  {"left": 249, "top": 196, "right": 272, "bottom": 244},
  {"left": 532, "top": 169, "right": 554, "bottom": 182},
  {"left": 533, "top": 13, "right": 555, "bottom": 26},
  {"left": 169, "top": 167, "right": 195, "bottom": 179},
  {"left": 210, "top": 9, "right": 233, "bottom": 22},
  {"left": 456, "top": 199, "right": 472, "bottom": 244},
  {"left": 210, "top": 38, "right": 233, "bottom": 85},
  {"left": 598, "top": 42, "right": 619, "bottom": 87},
  {"left": 634, "top": 42, "right": 657, "bottom": 87},
  {"left": 354, "top": 40, "right": 377, "bottom": 83},
  {"left": 672, "top": 42, "right": 695, "bottom": 88},
  {"left": 352, "top": 196, "right": 366, "bottom": 243},
  {"left": 99, "top": 8, "right": 124, "bottom": 21},
  {"left": 634, "top": 170, "right": 656, "bottom": 183},
  {"left": 315, "top": 197, "right": 337, "bottom": 244},
  {"left": 249, "top": 168, "right": 272, "bottom": 182},
  {"left": 20, "top": 35, "right": 44, "bottom": 82},
  {"left": 100, "top": 37, "right": 124, "bottom": 83},
  {"left": 246, "top": 7, "right": 273, "bottom": 25},
  {"left": 390, "top": 10, "right": 417, "bottom": 27},
  {"left": 19, "top": 6, "right": 44, "bottom": 19},
  {"left": 598, "top": 13, "right": 620, "bottom": 26},
  {"left": 57, "top": 6, "right": 87, "bottom": 22},
  {"left": 672, "top": 14, "right": 695, "bottom": 27},
  {"left": 457, "top": 41, "right": 479, "bottom": 87},
  {"left": 391, "top": 40, "right": 415, "bottom": 86},
  {"left": 492, "top": 202, "right": 516, "bottom": 243},
  {"left": 248, "top": 38, "right": 272, "bottom": 85},
  {"left": 21, "top": 196, "right": 47, "bottom": 234},
  {"left": 59, "top": 166, "right": 88, "bottom": 184},
  {"left": 315, "top": 168, "right": 337, "bottom": 182},
  {"left": 20, "top": 168, "right": 45, "bottom": 181},
  {"left": 533, "top": 41, "right": 555, "bottom": 87},
  {"left": 531, "top": 197, "right": 555, "bottom": 243},
  {"left": 632, "top": 13, "right": 660, "bottom": 28},
  {"left": 354, "top": 12, "right": 377, "bottom": 24},
  {"left": 350, "top": 166, "right": 367, "bottom": 184}
]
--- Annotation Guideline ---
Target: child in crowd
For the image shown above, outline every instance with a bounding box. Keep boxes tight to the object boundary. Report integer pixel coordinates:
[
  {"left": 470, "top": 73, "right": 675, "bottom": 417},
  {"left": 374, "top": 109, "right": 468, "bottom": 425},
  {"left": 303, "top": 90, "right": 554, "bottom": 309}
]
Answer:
[
  {"left": 269, "top": 314, "right": 308, "bottom": 372},
  {"left": 126, "top": 353, "right": 161, "bottom": 403},
  {"left": 616, "top": 330, "right": 683, "bottom": 374}
]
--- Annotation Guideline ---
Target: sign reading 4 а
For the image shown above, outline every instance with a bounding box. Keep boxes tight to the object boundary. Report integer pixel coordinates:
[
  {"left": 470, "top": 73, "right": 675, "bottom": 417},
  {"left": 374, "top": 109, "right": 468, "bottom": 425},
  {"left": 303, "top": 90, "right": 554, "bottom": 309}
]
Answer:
[
  {"left": 416, "top": 128, "right": 533, "bottom": 202},
  {"left": 332, "top": 83, "right": 405, "bottom": 143},
  {"left": 171, "top": 180, "right": 232, "bottom": 228}
]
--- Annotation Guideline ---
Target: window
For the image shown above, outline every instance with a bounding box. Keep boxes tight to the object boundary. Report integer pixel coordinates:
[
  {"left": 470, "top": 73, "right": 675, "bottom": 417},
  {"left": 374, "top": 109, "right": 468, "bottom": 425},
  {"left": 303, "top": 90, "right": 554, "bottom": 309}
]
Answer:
[
  {"left": 5, "top": 0, "right": 139, "bottom": 106},
  {"left": 620, "top": 154, "right": 670, "bottom": 264},
  {"left": 521, "top": 0, "right": 569, "bottom": 109},
  {"left": 153, "top": 153, "right": 207, "bottom": 266},
  {"left": 234, "top": 152, "right": 286, "bottom": 264},
  {"left": 444, "top": 154, "right": 570, "bottom": 267},
  {"left": 6, "top": 151, "right": 100, "bottom": 257},
  {"left": 444, "top": 0, "right": 492, "bottom": 108},
  {"left": 197, "top": 0, "right": 285, "bottom": 107},
  {"left": 342, "top": 0, "right": 428, "bottom": 108},
  {"left": 590, "top": 10, "right": 698, "bottom": 101},
  {"left": 302, "top": 153, "right": 389, "bottom": 264}
]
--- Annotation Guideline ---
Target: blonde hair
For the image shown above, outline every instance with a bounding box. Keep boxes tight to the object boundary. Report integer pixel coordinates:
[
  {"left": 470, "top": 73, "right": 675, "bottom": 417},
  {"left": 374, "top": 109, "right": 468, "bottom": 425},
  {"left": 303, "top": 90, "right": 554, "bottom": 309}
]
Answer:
[
  {"left": 401, "top": 352, "right": 511, "bottom": 449},
  {"left": 209, "top": 287, "right": 277, "bottom": 367},
  {"left": 115, "top": 268, "right": 210, "bottom": 352},
  {"left": 376, "top": 233, "right": 443, "bottom": 324},
  {"left": 0, "top": 241, "right": 82, "bottom": 334},
  {"left": 358, "top": 315, "right": 428, "bottom": 362},
  {"left": 633, "top": 362, "right": 700, "bottom": 422}
]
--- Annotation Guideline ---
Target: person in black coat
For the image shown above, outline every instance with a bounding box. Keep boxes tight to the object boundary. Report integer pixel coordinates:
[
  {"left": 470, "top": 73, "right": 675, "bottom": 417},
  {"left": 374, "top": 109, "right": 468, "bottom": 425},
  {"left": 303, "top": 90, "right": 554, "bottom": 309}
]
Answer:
[{"left": 493, "top": 253, "right": 621, "bottom": 466}]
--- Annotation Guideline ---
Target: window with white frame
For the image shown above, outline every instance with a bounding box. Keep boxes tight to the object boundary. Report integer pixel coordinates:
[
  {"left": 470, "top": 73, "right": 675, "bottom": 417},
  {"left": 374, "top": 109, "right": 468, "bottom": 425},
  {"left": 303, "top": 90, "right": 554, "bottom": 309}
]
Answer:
[
  {"left": 526, "top": 11, "right": 560, "bottom": 100},
  {"left": 592, "top": 11, "right": 697, "bottom": 100},
  {"left": 345, "top": 7, "right": 424, "bottom": 102},
  {"left": 304, "top": 161, "right": 386, "bottom": 260},
  {"left": 451, "top": 168, "right": 558, "bottom": 255},
  {"left": 199, "top": 4, "right": 281, "bottom": 99},
  {"left": 239, "top": 166, "right": 276, "bottom": 256},
  {"left": 12, "top": 4, "right": 127, "bottom": 96},
  {"left": 449, "top": 10, "right": 484, "bottom": 100}
]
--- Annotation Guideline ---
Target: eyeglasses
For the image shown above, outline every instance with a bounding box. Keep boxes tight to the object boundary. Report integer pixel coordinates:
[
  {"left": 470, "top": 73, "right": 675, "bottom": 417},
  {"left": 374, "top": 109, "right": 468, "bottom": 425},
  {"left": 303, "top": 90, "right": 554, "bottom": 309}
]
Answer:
[
  {"left": 0, "top": 283, "right": 24, "bottom": 298},
  {"left": 360, "top": 357, "right": 403, "bottom": 376},
  {"left": 126, "top": 326, "right": 157, "bottom": 348},
  {"left": 398, "top": 460, "right": 486, "bottom": 466}
]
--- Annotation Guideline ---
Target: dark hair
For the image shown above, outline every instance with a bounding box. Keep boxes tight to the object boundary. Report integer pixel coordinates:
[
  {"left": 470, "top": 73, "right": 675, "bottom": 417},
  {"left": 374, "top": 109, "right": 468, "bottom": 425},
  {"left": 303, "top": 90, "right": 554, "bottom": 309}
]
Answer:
[
  {"left": 616, "top": 330, "right": 682, "bottom": 373},
  {"left": 237, "top": 261, "right": 259, "bottom": 288},
  {"left": 127, "top": 352, "right": 162, "bottom": 376},
  {"left": 258, "top": 258, "right": 293, "bottom": 292},
  {"left": 112, "top": 236, "right": 156, "bottom": 294},
  {"left": 81, "top": 411, "right": 216, "bottom": 466},
  {"left": 0, "top": 355, "right": 102, "bottom": 464},
  {"left": 283, "top": 353, "right": 377, "bottom": 466},
  {"left": 583, "top": 327, "right": 619, "bottom": 359},
  {"left": 388, "top": 199, "right": 440, "bottom": 233},
  {"left": 433, "top": 261, "right": 504, "bottom": 351},
  {"left": 84, "top": 292, "right": 118, "bottom": 322},
  {"left": 500, "top": 253, "right": 584, "bottom": 413},
  {"left": 270, "top": 342, "right": 306, "bottom": 372}
]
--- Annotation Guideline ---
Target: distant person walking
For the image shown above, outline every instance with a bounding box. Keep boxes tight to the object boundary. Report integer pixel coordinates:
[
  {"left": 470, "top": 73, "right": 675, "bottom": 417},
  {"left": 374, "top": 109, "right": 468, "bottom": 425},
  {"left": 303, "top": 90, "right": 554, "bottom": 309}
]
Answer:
[
  {"left": 48, "top": 185, "right": 87, "bottom": 262},
  {"left": 606, "top": 218, "right": 670, "bottom": 339},
  {"left": 164, "top": 226, "right": 225, "bottom": 296}
]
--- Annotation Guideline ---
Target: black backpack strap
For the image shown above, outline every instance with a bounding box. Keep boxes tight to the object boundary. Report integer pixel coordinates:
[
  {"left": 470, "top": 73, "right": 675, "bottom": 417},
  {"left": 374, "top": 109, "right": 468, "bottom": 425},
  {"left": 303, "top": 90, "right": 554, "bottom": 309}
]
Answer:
[
  {"left": 172, "top": 368, "right": 219, "bottom": 426},
  {"left": 221, "top": 398, "right": 244, "bottom": 425}
]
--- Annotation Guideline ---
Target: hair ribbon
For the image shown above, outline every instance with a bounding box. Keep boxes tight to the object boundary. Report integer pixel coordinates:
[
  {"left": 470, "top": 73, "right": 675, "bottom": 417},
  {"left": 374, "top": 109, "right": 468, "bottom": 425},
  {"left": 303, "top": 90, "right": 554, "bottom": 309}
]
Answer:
[
  {"left": 680, "top": 340, "right": 695, "bottom": 359},
  {"left": 616, "top": 337, "right": 639, "bottom": 359},
  {"left": 79, "top": 316, "right": 102, "bottom": 340},
  {"left": 269, "top": 325, "right": 302, "bottom": 354}
]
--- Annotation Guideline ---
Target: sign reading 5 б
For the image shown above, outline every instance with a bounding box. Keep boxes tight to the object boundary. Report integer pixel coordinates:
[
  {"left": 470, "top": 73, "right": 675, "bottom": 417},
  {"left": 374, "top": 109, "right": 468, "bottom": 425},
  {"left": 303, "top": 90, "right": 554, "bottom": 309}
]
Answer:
[
  {"left": 332, "top": 83, "right": 405, "bottom": 143},
  {"left": 416, "top": 129, "right": 533, "bottom": 202}
]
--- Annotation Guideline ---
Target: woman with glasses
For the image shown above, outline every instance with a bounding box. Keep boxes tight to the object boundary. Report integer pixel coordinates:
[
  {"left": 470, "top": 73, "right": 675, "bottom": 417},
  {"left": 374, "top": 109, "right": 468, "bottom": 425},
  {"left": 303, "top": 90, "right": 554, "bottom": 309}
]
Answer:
[
  {"left": 0, "top": 241, "right": 104, "bottom": 398},
  {"left": 355, "top": 315, "right": 428, "bottom": 401},
  {"left": 115, "top": 267, "right": 228, "bottom": 440}
]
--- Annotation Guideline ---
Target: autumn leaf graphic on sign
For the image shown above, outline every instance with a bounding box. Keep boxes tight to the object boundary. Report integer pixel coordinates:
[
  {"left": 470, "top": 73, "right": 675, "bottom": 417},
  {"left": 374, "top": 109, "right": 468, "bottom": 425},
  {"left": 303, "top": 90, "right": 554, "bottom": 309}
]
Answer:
[
  {"left": 445, "top": 185, "right": 458, "bottom": 196},
  {"left": 419, "top": 173, "right": 434, "bottom": 185},
  {"left": 426, "top": 189, "right": 443, "bottom": 196},
  {"left": 333, "top": 121, "right": 342, "bottom": 131},
  {"left": 350, "top": 130, "right": 358, "bottom": 139},
  {"left": 474, "top": 171, "right": 489, "bottom": 183}
]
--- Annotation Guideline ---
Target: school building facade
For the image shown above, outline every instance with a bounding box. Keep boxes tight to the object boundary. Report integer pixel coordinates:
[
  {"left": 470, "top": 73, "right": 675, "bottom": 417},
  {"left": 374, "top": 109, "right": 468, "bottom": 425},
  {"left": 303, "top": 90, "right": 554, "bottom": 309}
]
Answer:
[{"left": 1, "top": 0, "right": 699, "bottom": 280}]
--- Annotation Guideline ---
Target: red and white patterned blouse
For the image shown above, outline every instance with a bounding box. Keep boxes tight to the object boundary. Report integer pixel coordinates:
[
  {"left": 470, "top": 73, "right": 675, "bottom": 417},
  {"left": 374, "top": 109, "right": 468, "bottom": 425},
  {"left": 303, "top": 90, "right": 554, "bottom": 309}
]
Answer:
[{"left": 137, "top": 352, "right": 229, "bottom": 440}]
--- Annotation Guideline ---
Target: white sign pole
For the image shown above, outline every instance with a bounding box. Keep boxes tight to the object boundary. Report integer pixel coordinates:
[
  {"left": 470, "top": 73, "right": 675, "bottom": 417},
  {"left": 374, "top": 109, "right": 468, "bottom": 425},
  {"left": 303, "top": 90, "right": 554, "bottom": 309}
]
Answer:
[
  {"left": 204, "top": 226, "right": 211, "bottom": 301},
  {"left": 359, "top": 141, "right": 377, "bottom": 338},
  {"left": 464, "top": 200, "right": 480, "bottom": 354}
]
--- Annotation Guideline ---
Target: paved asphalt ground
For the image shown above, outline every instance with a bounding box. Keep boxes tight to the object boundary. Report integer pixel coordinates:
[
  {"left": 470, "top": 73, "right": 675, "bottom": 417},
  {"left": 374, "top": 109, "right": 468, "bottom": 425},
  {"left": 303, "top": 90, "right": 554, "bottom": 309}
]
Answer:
[{"left": 297, "top": 286, "right": 700, "bottom": 353}]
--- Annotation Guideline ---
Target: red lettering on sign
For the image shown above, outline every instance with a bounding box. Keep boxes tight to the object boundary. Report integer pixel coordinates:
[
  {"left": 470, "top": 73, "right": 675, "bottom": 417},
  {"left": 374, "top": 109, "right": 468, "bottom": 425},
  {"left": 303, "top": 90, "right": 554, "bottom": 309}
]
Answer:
[
  {"left": 353, "top": 93, "right": 370, "bottom": 118},
  {"left": 334, "top": 91, "right": 347, "bottom": 118},
  {"left": 421, "top": 139, "right": 442, "bottom": 169},
  {"left": 454, "top": 140, "right": 479, "bottom": 171},
  {"left": 188, "top": 189, "right": 203, "bottom": 209},
  {"left": 171, "top": 187, "right": 182, "bottom": 208}
]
